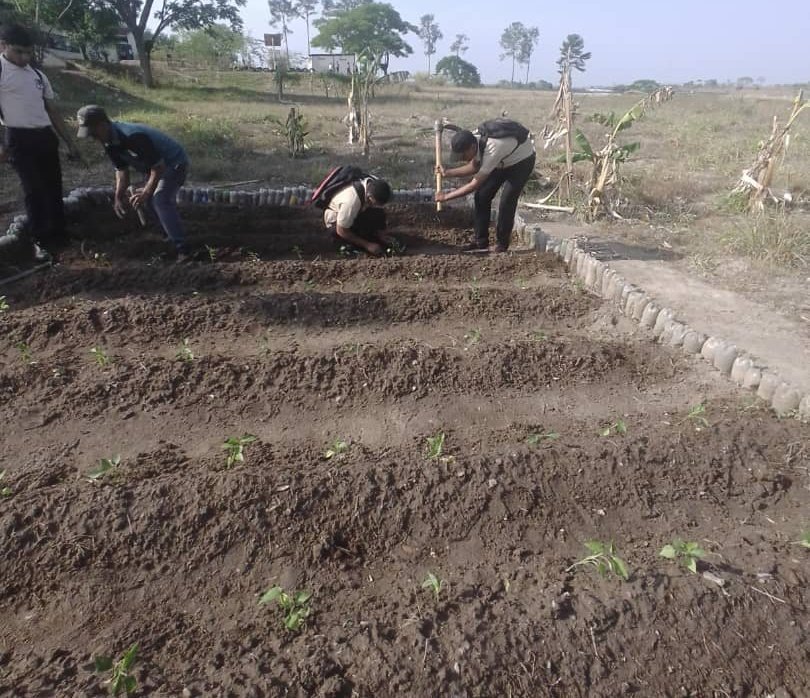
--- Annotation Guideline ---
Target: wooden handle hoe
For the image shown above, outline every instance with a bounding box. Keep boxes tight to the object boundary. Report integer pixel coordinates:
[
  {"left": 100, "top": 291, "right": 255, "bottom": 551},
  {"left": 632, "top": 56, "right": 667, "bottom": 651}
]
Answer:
[{"left": 434, "top": 120, "right": 443, "bottom": 212}]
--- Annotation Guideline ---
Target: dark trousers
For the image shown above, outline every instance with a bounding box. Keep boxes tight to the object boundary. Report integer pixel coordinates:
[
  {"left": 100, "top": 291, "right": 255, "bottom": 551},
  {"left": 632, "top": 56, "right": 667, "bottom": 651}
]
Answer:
[
  {"left": 473, "top": 152, "right": 536, "bottom": 249},
  {"left": 329, "top": 207, "right": 387, "bottom": 248},
  {"left": 5, "top": 127, "right": 65, "bottom": 245}
]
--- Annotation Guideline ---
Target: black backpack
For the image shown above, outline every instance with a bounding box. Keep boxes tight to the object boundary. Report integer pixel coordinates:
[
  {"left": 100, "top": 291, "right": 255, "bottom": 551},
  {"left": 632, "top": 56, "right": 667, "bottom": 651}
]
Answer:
[
  {"left": 475, "top": 118, "right": 530, "bottom": 156},
  {"left": 309, "top": 165, "right": 369, "bottom": 209}
]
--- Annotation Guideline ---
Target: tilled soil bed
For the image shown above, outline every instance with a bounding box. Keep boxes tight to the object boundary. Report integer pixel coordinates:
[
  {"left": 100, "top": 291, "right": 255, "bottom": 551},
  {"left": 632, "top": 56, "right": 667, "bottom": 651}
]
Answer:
[{"left": 1, "top": 205, "right": 809, "bottom": 697}]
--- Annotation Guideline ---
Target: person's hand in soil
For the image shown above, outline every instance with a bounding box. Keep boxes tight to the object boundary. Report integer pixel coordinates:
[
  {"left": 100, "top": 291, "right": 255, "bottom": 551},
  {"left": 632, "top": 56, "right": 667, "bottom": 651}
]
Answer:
[{"left": 365, "top": 241, "right": 384, "bottom": 257}]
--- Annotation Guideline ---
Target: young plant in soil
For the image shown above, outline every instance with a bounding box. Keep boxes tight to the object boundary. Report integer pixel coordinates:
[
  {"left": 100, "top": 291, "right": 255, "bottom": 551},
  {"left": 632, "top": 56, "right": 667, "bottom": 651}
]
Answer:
[
  {"left": 385, "top": 238, "right": 406, "bottom": 256},
  {"left": 176, "top": 338, "right": 194, "bottom": 362},
  {"left": 426, "top": 432, "right": 446, "bottom": 460},
  {"left": 93, "top": 642, "right": 138, "bottom": 696},
  {"left": 422, "top": 572, "right": 444, "bottom": 603},
  {"left": 530, "top": 329, "right": 548, "bottom": 342},
  {"left": 205, "top": 245, "right": 218, "bottom": 263},
  {"left": 0, "top": 295, "right": 8, "bottom": 312},
  {"left": 222, "top": 435, "right": 257, "bottom": 468},
  {"left": 659, "top": 539, "right": 705, "bottom": 574},
  {"left": 0, "top": 470, "right": 12, "bottom": 496},
  {"left": 88, "top": 455, "right": 122, "bottom": 481},
  {"left": 681, "top": 403, "right": 709, "bottom": 429},
  {"left": 567, "top": 540, "right": 629, "bottom": 581},
  {"left": 324, "top": 438, "right": 349, "bottom": 460},
  {"left": 90, "top": 347, "right": 113, "bottom": 367},
  {"left": 599, "top": 419, "right": 627, "bottom": 437},
  {"left": 16, "top": 341, "right": 34, "bottom": 365},
  {"left": 526, "top": 430, "right": 560, "bottom": 446},
  {"left": 259, "top": 586, "right": 312, "bottom": 632},
  {"left": 468, "top": 278, "right": 481, "bottom": 304},
  {"left": 797, "top": 531, "right": 810, "bottom": 549},
  {"left": 464, "top": 328, "right": 482, "bottom": 346}
]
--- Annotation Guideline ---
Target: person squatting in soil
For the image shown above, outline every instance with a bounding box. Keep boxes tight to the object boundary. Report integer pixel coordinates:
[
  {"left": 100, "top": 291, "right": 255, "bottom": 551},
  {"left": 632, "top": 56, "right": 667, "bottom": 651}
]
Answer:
[
  {"left": 435, "top": 119, "right": 536, "bottom": 253},
  {"left": 324, "top": 176, "right": 394, "bottom": 257},
  {"left": 0, "top": 24, "right": 81, "bottom": 257},
  {"left": 76, "top": 104, "right": 192, "bottom": 260}
]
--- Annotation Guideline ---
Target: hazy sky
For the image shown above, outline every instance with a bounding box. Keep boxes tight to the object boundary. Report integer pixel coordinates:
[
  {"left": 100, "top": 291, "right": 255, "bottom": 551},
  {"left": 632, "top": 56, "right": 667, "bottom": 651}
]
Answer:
[{"left": 238, "top": 0, "right": 809, "bottom": 85}]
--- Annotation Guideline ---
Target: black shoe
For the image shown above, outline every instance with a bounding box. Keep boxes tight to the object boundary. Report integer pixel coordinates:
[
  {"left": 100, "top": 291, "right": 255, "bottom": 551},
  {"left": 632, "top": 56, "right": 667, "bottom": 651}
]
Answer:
[{"left": 461, "top": 242, "right": 489, "bottom": 253}]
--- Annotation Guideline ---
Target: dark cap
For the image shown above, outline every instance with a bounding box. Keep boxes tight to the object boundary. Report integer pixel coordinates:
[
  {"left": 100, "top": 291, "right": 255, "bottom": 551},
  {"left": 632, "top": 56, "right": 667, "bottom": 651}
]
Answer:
[{"left": 76, "top": 105, "right": 108, "bottom": 138}]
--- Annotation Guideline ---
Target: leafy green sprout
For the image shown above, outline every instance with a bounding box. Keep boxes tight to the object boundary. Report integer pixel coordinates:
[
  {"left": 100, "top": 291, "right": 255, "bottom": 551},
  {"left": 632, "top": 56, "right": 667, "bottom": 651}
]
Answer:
[
  {"left": 530, "top": 330, "right": 548, "bottom": 342},
  {"left": 176, "top": 338, "right": 194, "bottom": 362},
  {"left": 566, "top": 540, "right": 629, "bottom": 581},
  {"left": 90, "top": 347, "right": 112, "bottom": 367},
  {"left": 796, "top": 531, "right": 810, "bottom": 549},
  {"left": 413, "top": 271, "right": 424, "bottom": 283},
  {"left": 205, "top": 245, "right": 218, "bottom": 263},
  {"left": 15, "top": 341, "right": 34, "bottom": 364},
  {"left": 88, "top": 455, "right": 122, "bottom": 481},
  {"left": 93, "top": 642, "right": 138, "bottom": 696},
  {"left": 421, "top": 572, "right": 444, "bottom": 602},
  {"left": 259, "top": 586, "right": 312, "bottom": 632},
  {"left": 222, "top": 435, "right": 257, "bottom": 468},
  {"left": 468, "top": 278, "right": 481, "bottom": 304},
  {"left": 682, "top": 403, "right": 709, "bottom": 428},
  {"left": 599, "top": 419, "right": 627, "bottom": 437},
  {"left": 526, "top": 430, "right": 560, "bottom": 446},
  {"left": 0, "top": 470, "right": 11, "bottom": 496},
  {"left": 426, "top": 432, "right": 446, "bottom": 460},
  {"left": 659, "top": 539, "right": 705, "bottom": 574},
  {"left": 464, "top": 328, "right": 482, "bottom": 346},
  {"left": 324, "top": 438, "right": 349, "bottom": 460},
  {"left": 0, "top": 296, "right": 8, "bottom": 312},
  {"left": 290, "top": 245, "right": 303, "bottom": 260},
  {"left": 385, "top": 238, "right": 406, "bottom": 256},
  {"left": 515, "top": 277, "right": 529, "bottom": 290}
]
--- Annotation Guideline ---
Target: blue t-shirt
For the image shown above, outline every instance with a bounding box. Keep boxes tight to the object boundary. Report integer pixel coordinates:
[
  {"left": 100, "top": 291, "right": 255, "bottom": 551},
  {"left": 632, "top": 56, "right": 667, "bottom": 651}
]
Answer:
[{"left": 105, "top": 122, "right": 188, "bottom": 172}]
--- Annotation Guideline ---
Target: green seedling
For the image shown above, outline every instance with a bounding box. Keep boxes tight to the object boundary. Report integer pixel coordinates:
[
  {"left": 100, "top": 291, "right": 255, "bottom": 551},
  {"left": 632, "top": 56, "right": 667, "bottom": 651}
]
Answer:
[
  {"left": 93, "top": 643, "right": 138, "bottom": 696},
  {"left": 176, "top": 338, "right": 194, "bottom": 362},
  {"left": 468, "top": 278, "right": 481, "bottom": 304},
  {"left": 421, "top": 572, "right": 444, "bottom": 602},
  {"left": 88, "top": 455, "right": 121, "bottom": 480},
  {"left": 599, "top": 419, "right": 627, "bottom": 437},
  {"left": 291, "top": 245, "right": 303, "bottom": 260},
  {"left": 682, "top": 403, "right": 709, "bottom": 428},
  {"left": 0, "top": 296, "right": 8, "bottom": 312},
  {"left": 515, "top": 277, "right": 529, "bottom": 290},
  {"left": 338, "top": 244, "right": 358, "bottom": 258},
  {"left": 659, "top": 539, "right": 705, "bottom": 574},
  {"left": 259, "top": 585, "right": 312, "bottom": 631},
  {"left": 0, "top": 470, "right": 11, "bottom": 496},
  {"left": 464, "top": 328, "right": 482, "bottom": 346},
  {"left": 16, "top": 341, "right": 34, "bottom": 364},
  {"left": 243, "top": 249, "right": 261, "bottom": 263},
  {"left": 324, "top": 438, "right": 349, "bottom": 460},
  {"left": 567, "top": 540, "right": 629, "bottom": 581},
  {"left": 205, "top": 245, "right": 218, "bottom": 263},
  {"left": 526, "top": 430, "right": 560, "bottom": 446},
  {"left": 530, "top": 329, "right": 548, "bottom": 342},
  {"left": 796, "top": 531, "right": 810, "bottom": 549},
  {"left": 385, "top": 238, "right": 406, "bottom": 256},
  {"left": 90, "top": 347, "right": 112, "bottom": 367},
  {"left": 222, "top": 435, "right": 257, "bottom": 468},
  {"left": 412, "top": 271, "right": 424, "bottom": 283},
  {"left": 426, "top": 432, "right": 446, "bottom": 460}
]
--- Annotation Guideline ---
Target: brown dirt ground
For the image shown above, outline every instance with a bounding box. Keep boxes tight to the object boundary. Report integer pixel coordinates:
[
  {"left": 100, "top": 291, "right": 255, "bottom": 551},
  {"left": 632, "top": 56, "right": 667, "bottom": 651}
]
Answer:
[{"left": 1, "top": 205, "right": 809, "bottom": 697}]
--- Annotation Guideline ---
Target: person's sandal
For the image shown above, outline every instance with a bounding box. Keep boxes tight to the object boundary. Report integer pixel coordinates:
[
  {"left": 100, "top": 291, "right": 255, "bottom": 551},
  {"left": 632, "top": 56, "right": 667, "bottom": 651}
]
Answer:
[{"left": 461, "top": 242, "right": 489, "bottom": 253}]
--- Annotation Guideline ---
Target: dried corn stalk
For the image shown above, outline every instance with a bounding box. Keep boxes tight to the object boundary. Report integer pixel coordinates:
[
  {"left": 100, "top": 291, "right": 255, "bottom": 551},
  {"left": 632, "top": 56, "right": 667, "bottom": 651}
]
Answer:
[{"left": 732, "top": 90, "right": 807, "bottom": 212}]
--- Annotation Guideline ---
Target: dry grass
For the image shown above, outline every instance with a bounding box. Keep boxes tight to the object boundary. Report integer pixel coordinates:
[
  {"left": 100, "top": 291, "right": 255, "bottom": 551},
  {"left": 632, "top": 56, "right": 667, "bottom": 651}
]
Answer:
[{"left": 721, "top": 211, "right": 810, "bottom": 268}]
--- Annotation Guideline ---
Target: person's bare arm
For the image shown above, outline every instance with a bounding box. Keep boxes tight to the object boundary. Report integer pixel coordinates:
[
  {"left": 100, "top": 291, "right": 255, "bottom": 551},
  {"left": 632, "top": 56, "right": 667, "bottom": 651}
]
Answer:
[
  {"left": 114, "top": 169, "right": 131, "bottom": 216},
  {"left": 43, "top": 100, "right": 80, "bottom": 158},
  {"left": 439, "top": 160, "right": 479, "bottom": 178},
  {"left": 436, "top": 171, "right": 489, "bottom": 203},
  {"left": 130, "top": 163, "right": 166, "bottom": 208}
]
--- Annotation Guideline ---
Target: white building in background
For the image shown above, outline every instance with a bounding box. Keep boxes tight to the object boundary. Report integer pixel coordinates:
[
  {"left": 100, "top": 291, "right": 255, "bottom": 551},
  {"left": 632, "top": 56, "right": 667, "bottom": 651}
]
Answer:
[
  {"left": 42, "top": 27, "right": 137, "bottom": 66},
  {"left": 308, "top": 53, "right": 356, "bottom": 75}
]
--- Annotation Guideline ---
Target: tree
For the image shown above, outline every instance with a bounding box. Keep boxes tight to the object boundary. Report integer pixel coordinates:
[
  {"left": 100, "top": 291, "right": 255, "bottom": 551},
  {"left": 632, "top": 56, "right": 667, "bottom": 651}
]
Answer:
[
  {"left": 172, "top": 24, "right": 245, "bottom": 68},
  {"left": 553, "top": 33, "right": 591, "bottom": 200},
  {"left": 517, "top": 25, "right": 538, "bottom": 84},
  {"left": 320, "top": 0, "right": 369, "bottom": 16},
  {"left": 417, "top": 14, "right": 441, "bottom": 74},
  {"left": 296, "top": 0, "right": 317, "bottom": 56},
  {"left": 449, "top": 33, "right": 468, "bottom": 57},
  {"left": 94, "top": 0, "right": 245, "bottom": 87},
  {"left": 268, "top": 0, "right": 296, "bottom": 61},
  {"left": 499, "top": 22, "right": 525, "bottom": 85},
  {"left": 435, "top": 55, "right": 480, "bottom": 87},
  {"left": 312, "top": 2, "right": 415, "bottom": 76}
]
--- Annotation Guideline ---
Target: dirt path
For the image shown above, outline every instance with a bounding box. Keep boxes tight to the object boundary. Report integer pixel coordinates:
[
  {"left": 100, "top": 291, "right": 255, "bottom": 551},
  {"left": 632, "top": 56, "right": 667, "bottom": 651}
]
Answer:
[
  {"left": 541, "top": 220, "right": 810, "bottom": 395},
  {"left": 1, "top": 206, "right": 809, "bottom": 697}
]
